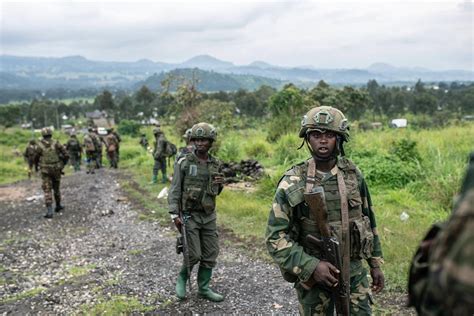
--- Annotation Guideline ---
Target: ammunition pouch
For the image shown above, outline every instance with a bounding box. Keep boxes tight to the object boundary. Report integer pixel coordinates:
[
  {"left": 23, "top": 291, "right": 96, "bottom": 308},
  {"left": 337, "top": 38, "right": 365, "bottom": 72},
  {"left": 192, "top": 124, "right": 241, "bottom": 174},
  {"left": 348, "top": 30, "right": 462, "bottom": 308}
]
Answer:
[{"left": 350, "top": 216, "right": 374, "bottom": 260}]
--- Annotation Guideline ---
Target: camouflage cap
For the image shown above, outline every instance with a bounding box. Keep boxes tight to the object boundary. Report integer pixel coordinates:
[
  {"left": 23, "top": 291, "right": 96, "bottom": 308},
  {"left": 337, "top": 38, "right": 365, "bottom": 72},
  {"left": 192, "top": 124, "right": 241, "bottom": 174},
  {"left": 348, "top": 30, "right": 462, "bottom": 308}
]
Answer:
[
  {"left": 190, "top": 122, "right": 217, "bottom": 141},
  {"left": 299, "top": 106, "right": 349, "bottom": 140},
  {"left": 41, "top": 127, "right": 53, "bottom": 136}
]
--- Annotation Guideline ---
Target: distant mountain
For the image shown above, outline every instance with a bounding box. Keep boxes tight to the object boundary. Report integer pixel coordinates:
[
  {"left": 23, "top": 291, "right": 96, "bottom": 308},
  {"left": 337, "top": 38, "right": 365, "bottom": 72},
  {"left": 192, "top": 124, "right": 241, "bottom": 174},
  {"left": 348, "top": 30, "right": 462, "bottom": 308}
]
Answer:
[
  {"left": 137, "top": 68, "right": 284, "bottom": 92},
  {"left": 0, "top": 54, "right": 472, "bottom": 92}
]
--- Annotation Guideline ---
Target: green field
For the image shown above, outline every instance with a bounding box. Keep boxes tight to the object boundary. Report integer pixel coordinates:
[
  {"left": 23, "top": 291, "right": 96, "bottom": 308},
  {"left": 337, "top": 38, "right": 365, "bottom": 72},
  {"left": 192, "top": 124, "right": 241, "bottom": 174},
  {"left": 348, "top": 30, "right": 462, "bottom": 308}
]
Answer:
[{"left": 1, "top": 122, "right": 473, "bottom": 293}]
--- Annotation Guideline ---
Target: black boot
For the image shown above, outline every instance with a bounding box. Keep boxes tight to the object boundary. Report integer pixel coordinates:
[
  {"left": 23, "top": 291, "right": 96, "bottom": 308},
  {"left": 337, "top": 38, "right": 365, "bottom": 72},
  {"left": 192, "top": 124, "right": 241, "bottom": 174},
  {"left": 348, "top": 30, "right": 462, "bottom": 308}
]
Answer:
[
  {"left": 44, "top": 205, "right": 54, "bottom": 219},
  {"left": 55, "top": 204, "right": 64, "bottom": 213}
]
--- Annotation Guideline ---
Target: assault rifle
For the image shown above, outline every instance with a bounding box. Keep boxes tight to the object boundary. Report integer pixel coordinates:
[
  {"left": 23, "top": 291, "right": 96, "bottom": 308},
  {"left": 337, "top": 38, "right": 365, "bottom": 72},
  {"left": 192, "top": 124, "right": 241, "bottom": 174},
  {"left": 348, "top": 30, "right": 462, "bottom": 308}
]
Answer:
[
  {"left": 177, "top": 203, "right": 192, "bottom": 291},
  {"left": 302, "top": 186, "right": 350, "bottom": 316}
]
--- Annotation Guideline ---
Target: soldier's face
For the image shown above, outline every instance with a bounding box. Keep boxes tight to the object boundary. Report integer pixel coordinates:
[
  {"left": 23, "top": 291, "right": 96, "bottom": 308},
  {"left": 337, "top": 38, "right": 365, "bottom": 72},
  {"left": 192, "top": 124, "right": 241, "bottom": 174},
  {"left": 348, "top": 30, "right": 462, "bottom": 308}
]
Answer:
[
  {"left": 194, "top": 138, "right": 211, "bottom": 154},
  {"left": 308, "top": 130, "right": 337, "bottom": 158}
]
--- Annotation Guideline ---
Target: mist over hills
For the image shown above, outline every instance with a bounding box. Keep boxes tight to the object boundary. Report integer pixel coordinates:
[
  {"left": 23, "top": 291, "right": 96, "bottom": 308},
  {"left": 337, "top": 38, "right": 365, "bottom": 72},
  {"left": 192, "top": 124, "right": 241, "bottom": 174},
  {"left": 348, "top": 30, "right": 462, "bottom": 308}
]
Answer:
[{"left": 1, "top": 54, "right": 472, "bottom": 92}]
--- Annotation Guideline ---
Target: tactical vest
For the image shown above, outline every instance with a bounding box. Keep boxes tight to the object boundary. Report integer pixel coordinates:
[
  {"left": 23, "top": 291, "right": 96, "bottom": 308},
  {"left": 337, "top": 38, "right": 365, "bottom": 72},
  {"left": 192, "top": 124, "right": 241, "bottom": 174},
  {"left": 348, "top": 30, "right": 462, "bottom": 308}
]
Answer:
[
  {"left": 84, "top": 135, "right": 96, "bottom": 152},
  {"left": 285, "top": 158, "right": 374, "bottom": 261},
  {"left": 180, "top": 153, "right": 221, "bottom": 213},
  {"left": 38, "top": 139, "right": 60, "bottom": 167}
]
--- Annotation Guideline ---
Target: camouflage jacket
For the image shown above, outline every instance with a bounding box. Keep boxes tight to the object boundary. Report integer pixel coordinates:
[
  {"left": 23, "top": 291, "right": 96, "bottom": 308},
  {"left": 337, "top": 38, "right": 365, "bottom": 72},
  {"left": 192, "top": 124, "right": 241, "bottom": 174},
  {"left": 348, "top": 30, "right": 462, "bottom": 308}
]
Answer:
[
  {"left": 266, "top": 157, "right": 383, "bottom": 283},
  {"left": 105, "top": 134, "right": 119, "bottom": 151},
  {"left": 36, "top": 138, "right": 69, "bottom": 171},
  {"left": 24, "top": 144, "right": 38, "bottom": 160},
  {"left": 66, "top": 138, "right": 82, "bottom": 154},
  {"left": 168, "top": 151, "right": 223, "bottom": 216}
]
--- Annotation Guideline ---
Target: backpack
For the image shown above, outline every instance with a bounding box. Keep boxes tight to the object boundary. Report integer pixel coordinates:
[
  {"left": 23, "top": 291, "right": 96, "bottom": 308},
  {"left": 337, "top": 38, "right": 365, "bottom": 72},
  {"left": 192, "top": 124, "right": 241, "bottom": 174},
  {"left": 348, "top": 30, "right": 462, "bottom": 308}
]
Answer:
[
  {"left": 163, "top": 140, "right": 177, "bottom": 158},
  {"left": 38, "top": 140, "right": 60, "bottom": 165}
]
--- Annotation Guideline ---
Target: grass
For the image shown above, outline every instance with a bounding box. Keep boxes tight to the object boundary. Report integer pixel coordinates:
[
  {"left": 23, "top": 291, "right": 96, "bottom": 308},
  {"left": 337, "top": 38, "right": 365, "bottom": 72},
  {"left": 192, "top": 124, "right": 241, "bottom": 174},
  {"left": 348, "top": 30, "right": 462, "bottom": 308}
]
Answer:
[
  {"left": 80, "top": 295, "right": 154, "bottom": 315},
  {"left": 0, "top": 287, "right": 45, "bottom": 304},
  {"left": 1, "top": 122, "right": 473, "bottom": 295}
]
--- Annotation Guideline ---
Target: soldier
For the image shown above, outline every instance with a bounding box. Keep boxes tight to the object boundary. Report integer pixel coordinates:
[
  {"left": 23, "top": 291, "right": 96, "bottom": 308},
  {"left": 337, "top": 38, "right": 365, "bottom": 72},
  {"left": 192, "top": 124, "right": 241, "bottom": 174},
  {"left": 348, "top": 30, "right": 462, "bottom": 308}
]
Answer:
[
  {"left": 168, "top": 122, "right": 225, "bottom": 302},
  {"left": 36, "top": 128, "right": 69, "bottom": 219},
  {"left": 139, "top": 133, "right": 149, "bottom": 150},
  {"left": 176, "top": 128, "right": 194, "bottom": 161},
  {"left": 104, "top": 128, "right": 119, "bottom": 168},
  {"left": 408, "top": 152, "right": 474, "bottom": 315},
  {"left": 83, "top": 127, "right": 98, "bottom": 174},
  {"left": 92, "top": 127, "right": 103, "bottom": 169},
  {"left": 110, "top": 127, "right": 121, "bottom": 161},
  {"left": 151, "top": 124, "right": 168, "bottom": 184},
  {"left": 266, "top": 106, "right": 384, "bottom": 315},
  {"left": 24, "top": 139, "right": 39, "bottom": 178},
  {"left": 65, "top": 133, "right": 82, "bottom": 172}
]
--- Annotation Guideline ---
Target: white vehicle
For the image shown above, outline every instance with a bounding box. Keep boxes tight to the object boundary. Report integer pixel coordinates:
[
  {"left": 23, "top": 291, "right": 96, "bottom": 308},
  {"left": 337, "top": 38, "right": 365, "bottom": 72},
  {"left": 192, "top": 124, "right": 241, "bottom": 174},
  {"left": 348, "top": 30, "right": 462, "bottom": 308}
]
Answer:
[{"left": 390, "top": 118, "right": 407, "bottom": 128}]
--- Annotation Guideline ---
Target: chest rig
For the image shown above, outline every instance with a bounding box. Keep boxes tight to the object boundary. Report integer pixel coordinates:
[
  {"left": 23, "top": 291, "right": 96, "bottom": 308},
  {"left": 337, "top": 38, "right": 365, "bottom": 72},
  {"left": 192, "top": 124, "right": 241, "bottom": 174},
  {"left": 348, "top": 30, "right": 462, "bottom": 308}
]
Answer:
[
  {"left": 38, "top": 139, "right": 60, "bottom": 167},
  {"left": 181, "top": 153, "right": 220, "bottom": 213}
]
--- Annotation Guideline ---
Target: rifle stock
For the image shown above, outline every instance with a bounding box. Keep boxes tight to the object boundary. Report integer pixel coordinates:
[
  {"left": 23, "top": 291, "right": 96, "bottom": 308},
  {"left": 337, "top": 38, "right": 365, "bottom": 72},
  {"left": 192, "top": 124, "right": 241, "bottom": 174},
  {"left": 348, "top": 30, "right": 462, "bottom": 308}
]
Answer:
[{"left": 303, "top": 187, "right": 350, "bottom": 316}]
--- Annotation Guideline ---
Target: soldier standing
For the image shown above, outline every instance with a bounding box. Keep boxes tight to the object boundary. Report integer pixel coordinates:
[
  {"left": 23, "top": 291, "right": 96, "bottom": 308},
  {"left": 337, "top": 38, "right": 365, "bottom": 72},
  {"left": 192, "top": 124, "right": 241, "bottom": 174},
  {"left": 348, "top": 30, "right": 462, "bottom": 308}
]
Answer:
[
  {"left": 24, "top": 139, "right": 39, "bottom": 178},
  {"left": 110, "top": 127, "right": 121, "bottom": 161},
  {"left": 36, "top": 128, "right": 69, "bottom": 218},
  {"left": 408, "top": 152, "right": 474, "bottom": 315},
  {"left": 65, "top": 133, "right": 82, "bottom": 172},
  {"left": 92, "top": 127, "right": 103, "bottom": 169},
  {"left": 152, "top": 124, "right": 168, "bottom": 184},
  {"left": 83, "top": 127, "right": 98, "bottom": 174},
  {"left": 139, "top": 133, "right": 149, "bottom": 150},
  {"left": 176, "top": 128, "right": 194, "bottom": 161},
  {"left": 266, "top": 106, "right": 384, "bottom": 315},
  {"left": 104, "top": 128, "right": 119, "bottom": 168},
  {"left": 168, "top": 122, "right": 225, "bottom": 302}
]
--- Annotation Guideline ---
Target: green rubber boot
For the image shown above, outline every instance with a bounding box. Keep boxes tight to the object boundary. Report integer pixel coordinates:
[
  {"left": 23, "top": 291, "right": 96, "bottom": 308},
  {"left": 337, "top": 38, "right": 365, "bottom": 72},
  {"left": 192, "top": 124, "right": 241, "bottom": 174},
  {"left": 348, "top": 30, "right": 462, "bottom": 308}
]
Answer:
[
  {"left": 175, "top": 266, "right": 188, "bottom": 300},
  {"left": 150, "top": 175, "right": 158, "bottom": 184},
  {"left": 161, "top": 174, "right": 168, "bottom": 183},
  {"left": 197, "top": 266, "right": 224, "bottom": 302}
]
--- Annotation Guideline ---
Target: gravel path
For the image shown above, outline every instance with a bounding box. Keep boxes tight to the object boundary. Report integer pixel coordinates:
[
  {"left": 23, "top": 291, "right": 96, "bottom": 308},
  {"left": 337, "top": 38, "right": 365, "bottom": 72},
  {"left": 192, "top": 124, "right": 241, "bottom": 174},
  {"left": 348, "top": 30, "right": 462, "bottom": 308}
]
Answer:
[{"left": 0, "top": 169, "right": 298, "bottom": 315}]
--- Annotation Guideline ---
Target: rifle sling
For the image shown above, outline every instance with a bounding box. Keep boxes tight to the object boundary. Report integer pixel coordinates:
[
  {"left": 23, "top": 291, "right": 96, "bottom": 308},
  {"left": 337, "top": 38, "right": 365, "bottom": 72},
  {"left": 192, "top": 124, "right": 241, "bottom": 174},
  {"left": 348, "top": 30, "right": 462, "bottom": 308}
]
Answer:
[{"left": 336, "top": 169, "right": 351, "bottom": 295}]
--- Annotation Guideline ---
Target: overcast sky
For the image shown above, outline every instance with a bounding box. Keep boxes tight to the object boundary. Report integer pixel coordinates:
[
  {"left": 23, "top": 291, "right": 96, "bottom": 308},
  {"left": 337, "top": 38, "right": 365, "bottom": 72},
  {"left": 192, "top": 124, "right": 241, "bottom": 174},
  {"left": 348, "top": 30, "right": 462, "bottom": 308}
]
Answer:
[{"left": 1, "top": 0, "right": 472, "bottom": 70}]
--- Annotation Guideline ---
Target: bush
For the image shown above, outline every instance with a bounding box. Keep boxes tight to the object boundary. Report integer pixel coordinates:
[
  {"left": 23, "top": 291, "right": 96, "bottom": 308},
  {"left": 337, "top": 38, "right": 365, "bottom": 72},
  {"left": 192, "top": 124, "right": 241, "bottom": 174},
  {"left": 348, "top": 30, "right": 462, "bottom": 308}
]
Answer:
[
  {"left": 117, "top": 120, "right": 141, "bottom": 137},
  {"left": 272, "top": 133, "right": 307, "bottom": 166},
  {"left": 215, "top": 136, "right": 243, "bottom": 162},
  {"left": 243, "top": 139, "right": 271, "bottom": 160},
  {"left": 390, "top": 138, "right": 421, "bottom": 162}
]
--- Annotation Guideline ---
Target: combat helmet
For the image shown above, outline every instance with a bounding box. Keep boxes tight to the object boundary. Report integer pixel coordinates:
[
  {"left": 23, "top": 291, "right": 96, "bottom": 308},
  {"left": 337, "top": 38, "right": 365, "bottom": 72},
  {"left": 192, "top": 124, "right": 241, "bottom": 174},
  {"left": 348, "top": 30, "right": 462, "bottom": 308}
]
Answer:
[
  {"left": 182, "top": 128, "right": 192, "bottom": 139},
  {"left": 190, "top": 122, "right": 217, "bottom": 142},
  {"left": 41, "top": 127, "right": 53, "bottom": 137},
  {"left": 299, "top": 106, "right": 349, "bottom": 141}
]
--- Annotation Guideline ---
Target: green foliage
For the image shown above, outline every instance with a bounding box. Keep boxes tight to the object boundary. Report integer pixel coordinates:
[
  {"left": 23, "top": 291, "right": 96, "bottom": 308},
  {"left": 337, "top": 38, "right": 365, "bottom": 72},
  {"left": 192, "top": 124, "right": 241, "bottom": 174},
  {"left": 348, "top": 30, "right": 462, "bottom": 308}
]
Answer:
[
  {"left": 272, "top": 133, "right": 308, "bottom": 166},
  {"left": 390, "top": 138, "right": 421, "bottom": 162},
  {"left": 243, "top": 139, "right": 271, "bottom": 160},
  {"left": 81, "top": 295, "right": 153, "bottom": 315},
  {"left": 117, "top": 120, "right": 141, "bottom": 137},
  {"left": 197, "top": 99, "right": 235, "bottom": 129},
  {"left": 215, "top": 134, "right": 244, "bottom": 162}
]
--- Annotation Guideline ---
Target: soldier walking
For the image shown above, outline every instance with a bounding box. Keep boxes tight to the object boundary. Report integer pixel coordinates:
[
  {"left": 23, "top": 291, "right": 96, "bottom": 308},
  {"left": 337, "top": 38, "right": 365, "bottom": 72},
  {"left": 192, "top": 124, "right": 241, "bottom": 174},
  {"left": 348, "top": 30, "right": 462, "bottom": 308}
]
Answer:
[
  {"left": 92, "top": 127, "right": 103, "bottom": 169},
  {"left": 24, "top": 139, "right": 39, "bottom": 178},
  {"left": 168, "top": 122, "right": 225, "bottom": 302},
  {"left": 266, "top": 106, "right": 384, "bottom": 315},
  {"left": 83, "top": 127, "right": 98, "bottom": 174},
  {"left": 36, "top": 128, "right": 69, "bottom": 219},
  {"left": 65, "top": 133, "right": 82, "bottom": 172},
  {"left": 104, "top": 128, "right": 119, "bottom": 168},
  {"left": 151, "top": 124, "right": 168, "bottom": 184},
  {"left": 139, "top": 133, "right": 149, "bottom": 150},
  {"left": 110, "top": 127, "right": 121, "bottom": 161}
]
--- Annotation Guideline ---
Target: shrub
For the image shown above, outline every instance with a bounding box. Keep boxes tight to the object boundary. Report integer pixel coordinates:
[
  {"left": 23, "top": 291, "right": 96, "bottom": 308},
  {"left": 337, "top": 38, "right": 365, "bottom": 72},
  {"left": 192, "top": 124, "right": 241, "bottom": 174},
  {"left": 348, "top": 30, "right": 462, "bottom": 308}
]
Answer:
[
  {"left": 272, "top": 133, "right": 307, "bottom": 166},
  {"left": 243, "top": 140, "right": 271, "bottom": 160},
  {"left": 117, "top": 120, "right": 141, "bottom": 137}
]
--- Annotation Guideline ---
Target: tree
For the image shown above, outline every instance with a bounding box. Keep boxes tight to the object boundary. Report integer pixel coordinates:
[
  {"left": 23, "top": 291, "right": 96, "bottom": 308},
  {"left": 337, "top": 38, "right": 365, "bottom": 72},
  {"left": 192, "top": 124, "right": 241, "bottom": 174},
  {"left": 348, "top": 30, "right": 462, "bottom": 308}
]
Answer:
[{"left": 94, "top": 90, "right": 115, "bottom": 112}]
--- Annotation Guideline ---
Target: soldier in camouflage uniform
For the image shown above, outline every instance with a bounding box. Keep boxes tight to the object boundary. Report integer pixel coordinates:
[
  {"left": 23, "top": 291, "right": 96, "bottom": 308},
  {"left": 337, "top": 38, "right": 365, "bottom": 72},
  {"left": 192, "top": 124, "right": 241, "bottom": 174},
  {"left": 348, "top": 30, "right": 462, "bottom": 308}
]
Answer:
[
  {"left": 36, "top": 128, "right": 69, "bottom": 218},
  {"left": 83, "top": 127, "right": 98, "bottom": 174},
  {"left": 151, "top": 125, "right": 168, "bottom": 184},
  {"left": 65, "top": 133, "right": 82, "bottom": 172},
  {"left": 24, "top": 139, "right": 39, "bottom": 178},
  {"left": 408, "top": 152, "right": 474, "bottom": 315},
  {"left": 168, "top": 122, "right": 225, "bottom": 302},
  {"left": 92, "top": 127, "right": 103, "bottom": 169},
  {"left": 139, "top": 133, "right": 149, "bottom": 150},
  {"left": 110, "top": 127, "right": 121, "bottom": 161},
  {"left": 104, "top": 128, "right": 119, "bottom": 168},
  {"left": 266, "top": 106, "right": 384, "bottom": 315}
]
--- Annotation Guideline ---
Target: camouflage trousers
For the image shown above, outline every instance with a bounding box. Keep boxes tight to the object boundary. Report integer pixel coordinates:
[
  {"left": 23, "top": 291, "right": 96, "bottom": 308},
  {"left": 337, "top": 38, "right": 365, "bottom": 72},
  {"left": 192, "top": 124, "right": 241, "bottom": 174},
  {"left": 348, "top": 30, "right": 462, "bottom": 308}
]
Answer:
[
  {"left": 96, "top": 149, "right": 103, "bottom": 168},
  {"left": 69, "top": 152, "right": 81, "bottom": 172},
  {"left": 183, "top": 211, "right": 219, "bottom": 269},
  {"left": 41, "top": 169, "right": 61, "bottom": 207},
  {"left": 107, "top": 150, "right": 118, "bottom": 168},
  {"left": 86, "top": 151, "right": 97, "bottom": 173},
  {"left": 153, "top": 157, "right": 167, "bottom": 177},
  {"left": 296, "top": 265, "right": 372, "bottom": 316}
]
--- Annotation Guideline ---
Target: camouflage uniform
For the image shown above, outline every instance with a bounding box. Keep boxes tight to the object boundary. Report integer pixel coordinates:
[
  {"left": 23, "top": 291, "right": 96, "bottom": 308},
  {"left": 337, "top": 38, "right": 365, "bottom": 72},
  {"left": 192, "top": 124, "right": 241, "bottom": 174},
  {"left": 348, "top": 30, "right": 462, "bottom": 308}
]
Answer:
[
  {"left": 111, "top": 128, "right": 121, "bottom": 161},
  {"left": 176, "top": 128, "right": 194, "bottom": 162},
  {"left": 92, "top": 128, "right": 103, "bottom": 168},
  {"left": 65, "top": 134, "right": 82, "bottom": 172},
  {"left": 266, "top": 106, "right": 383, "bottom": 315},
  {"left": 168, "top": 122, "right": 224, "bottom": 302},
  {"left": 36, "top": 128, "right": 69, "bottom": 218},
  {"left": 104, "top": 130, "right": 119, "bottom": 168},
  {"left": 408, "top": 153, "right": 474, "bottom": 315},
  {"left": 152, "top": 129, "right": 168, "bottom": 183},
  {"left": 24, "top": 140, "right": 39, "bottom": 178},
  {"left": 83, "top": 129, "right": 98, "bottom": 174}
]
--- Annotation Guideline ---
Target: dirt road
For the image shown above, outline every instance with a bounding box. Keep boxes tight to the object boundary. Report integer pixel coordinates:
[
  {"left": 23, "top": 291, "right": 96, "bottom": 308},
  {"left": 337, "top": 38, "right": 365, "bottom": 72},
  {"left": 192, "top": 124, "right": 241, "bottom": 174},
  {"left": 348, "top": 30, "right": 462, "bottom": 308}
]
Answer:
[{"left": 0, "top": 168, "right": 413, "bottom": 315}]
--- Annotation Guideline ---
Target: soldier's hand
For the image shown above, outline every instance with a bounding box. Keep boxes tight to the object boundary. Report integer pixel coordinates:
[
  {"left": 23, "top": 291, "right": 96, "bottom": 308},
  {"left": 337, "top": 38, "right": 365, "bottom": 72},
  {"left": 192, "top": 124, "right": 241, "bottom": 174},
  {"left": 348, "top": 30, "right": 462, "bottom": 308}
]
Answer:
[
  {"left": 370, "top": 267, "right": 385, "bottom": 294},
  {"left": 173, "top": 217, "right": 183, "bottom": 233},
  {"left": 312, "top": 261, "right": 340, "bottom": 288}
]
